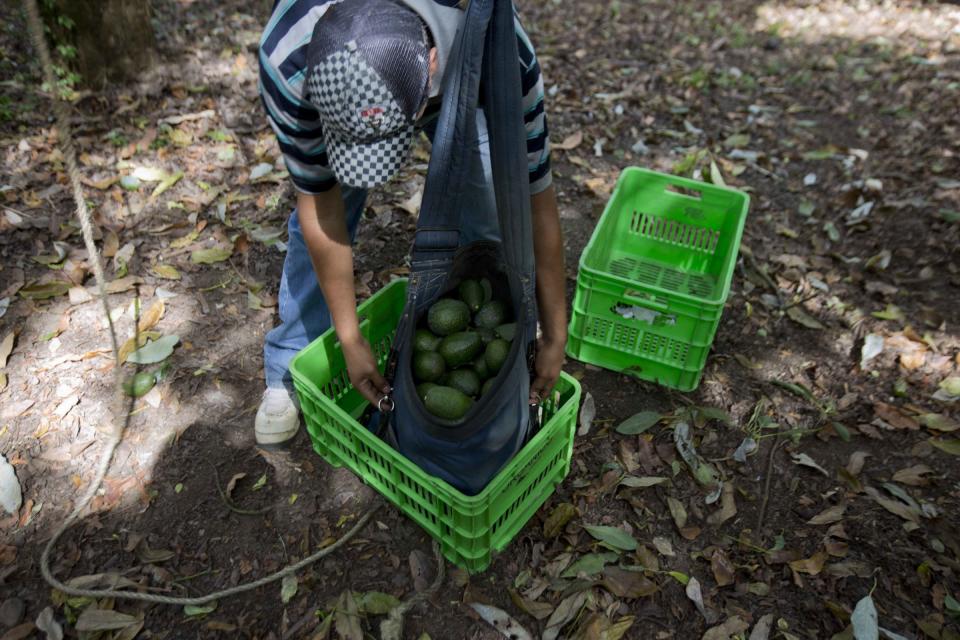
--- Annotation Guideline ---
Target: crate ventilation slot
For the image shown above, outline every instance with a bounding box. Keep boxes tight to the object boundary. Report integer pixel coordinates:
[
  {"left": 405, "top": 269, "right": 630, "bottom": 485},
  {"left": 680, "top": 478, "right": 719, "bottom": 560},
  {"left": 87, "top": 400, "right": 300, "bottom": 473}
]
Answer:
[
  {"left": 606, "top": 257, "right": 718, "bottom": 298},
  {"left": 630, "top": 211, "right": 719, "bottom": 254},
  {"left": 639, "top": 333, "right": 691, "bottom": 366}
]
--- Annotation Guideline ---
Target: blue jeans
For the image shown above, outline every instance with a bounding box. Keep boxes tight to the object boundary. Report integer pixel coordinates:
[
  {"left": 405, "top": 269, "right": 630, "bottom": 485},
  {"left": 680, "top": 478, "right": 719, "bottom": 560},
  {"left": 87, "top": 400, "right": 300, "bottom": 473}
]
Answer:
[{"left": 264, "top": 111, "right": 501, "bottom": 389}]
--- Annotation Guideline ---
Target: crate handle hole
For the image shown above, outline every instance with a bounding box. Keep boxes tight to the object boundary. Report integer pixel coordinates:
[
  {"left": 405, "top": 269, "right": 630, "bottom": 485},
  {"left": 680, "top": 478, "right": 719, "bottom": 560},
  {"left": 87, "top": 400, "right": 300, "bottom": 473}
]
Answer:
[
  {"left": 622, "top": 290, "right": 669, "bottom": 311},
  {"left": 665, "top": 184, "right": 703, "bottom": 200}
]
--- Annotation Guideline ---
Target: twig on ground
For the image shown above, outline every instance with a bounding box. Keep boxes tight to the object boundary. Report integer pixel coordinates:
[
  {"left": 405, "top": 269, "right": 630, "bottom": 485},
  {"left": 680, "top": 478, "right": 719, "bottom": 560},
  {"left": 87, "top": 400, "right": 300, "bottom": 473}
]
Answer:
[{"left": 755, "top": 435, "right": 785, "bottom": 537}]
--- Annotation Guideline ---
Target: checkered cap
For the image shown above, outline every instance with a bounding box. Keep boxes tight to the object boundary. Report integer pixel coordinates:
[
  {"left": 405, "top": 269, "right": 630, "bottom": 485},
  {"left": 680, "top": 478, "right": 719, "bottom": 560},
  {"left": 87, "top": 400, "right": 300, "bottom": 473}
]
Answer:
[{"left": 306, "top": 0, "right": 431, "bottom": 188}]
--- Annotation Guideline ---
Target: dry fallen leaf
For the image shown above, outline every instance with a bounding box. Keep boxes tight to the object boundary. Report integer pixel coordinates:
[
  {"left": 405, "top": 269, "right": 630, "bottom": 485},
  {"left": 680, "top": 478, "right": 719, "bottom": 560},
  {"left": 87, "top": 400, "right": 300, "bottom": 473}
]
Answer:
[
  {"left": 0, "top": 331, "right": 14, "bottom": 368},
  {"left": 577, "top": 392, "right": 596, "bottom": 436},
  {"left": 685, "top": 577, "right": 715, "bottom": 624},
  {"left": 703, "top": 615, "right": 749, "bottom": 640},
  {"left": 409, "top": 549, "right": 431, "bottom": 593},
  {"left": 900, "top": 350, "right": 926, "bottom": 370},
  {"left": 151, "top": 264, "right": 181, "bottom": 280},
  {"left": 543, "top": 503, "right": 577, "bottom": 539},
  {"left": 137, "top": 300, "right": 165, "bottom": 333},
  {"left": 225, "top": 472, "right": 247, "bottom": 501},
  {"left": 891, "top": 464, "right": 934, "bottom": 486},
  {"left": 584, "top": 176, "right": 613, "bottom": 199},
  {"left": 807, "top": 504, "right": 845, "bottom": 526},
  {"left": 542, "top": 591, "right": 589, "bottom": 640},
  {"left": 789, "top": 551, "right": 828, "bottom": 576},
  {"left": 553, "top": 130, "right": 584, "bottom": 151},
  {"left": 749, "top": 613, "right": 775, "bottom": 640},
  {"left": 600, "top": 566, "right": 659, "bottom": 598},
  {"left": 652, "top": 536, "right": 675, "bottom": 557},
  {"left": 874, "top": 402, "right": 920, "bottom": 430},
  {"left": 509, "top": 589, "right": 554, "bottom": 621},
  {"left": 469, "top": 603, "right": 533, "bottom": 640},
  {"left": 706, "top": 482, "right": 737, "bottom": 526},
  {"left": 666, "top": 496, "right": 687, "bottom": 530},
  {"left": 75, "top": 609, "right": 139, "bottom": 632},
  {"left": 864, "top": 486, "right": 920, "bottom": 523},
  {"left": 334, "top": 591, "right": 362, "bottom": 640},
  {"left": 106, "top": 275, "right": 144, "bottom": 294},
  {"left": 395, "top": 188, "right": 422, "bottom": 216},
  {"left": 710, "top": 548, "right": 735, "bottom": 587},
  {"left": 846, "top": 451, "right": 871, "bottom": 476},
  {"left": 102, "top": 230, "right": 120, "bottom": 258},
  {"left": 791, "top": 452, "right": 829, "bottom": 476}
]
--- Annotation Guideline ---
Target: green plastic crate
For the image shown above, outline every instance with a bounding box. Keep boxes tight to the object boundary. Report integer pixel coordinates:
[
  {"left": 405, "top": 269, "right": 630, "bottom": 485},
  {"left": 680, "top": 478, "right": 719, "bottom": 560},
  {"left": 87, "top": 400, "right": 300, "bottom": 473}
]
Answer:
[
  {"left": 566, "top": 168, "right": 749, "bottom": 391},
  {"left": 289, "top": 279, "right": 582, "bottom": 573}
]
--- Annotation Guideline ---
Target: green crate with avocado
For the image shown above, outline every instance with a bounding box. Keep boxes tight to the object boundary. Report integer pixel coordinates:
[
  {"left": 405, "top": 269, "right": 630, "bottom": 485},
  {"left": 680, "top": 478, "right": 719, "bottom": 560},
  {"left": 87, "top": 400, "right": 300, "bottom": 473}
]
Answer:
[{"left": 411, "top": 278, "right": 516, "bottom": 421}]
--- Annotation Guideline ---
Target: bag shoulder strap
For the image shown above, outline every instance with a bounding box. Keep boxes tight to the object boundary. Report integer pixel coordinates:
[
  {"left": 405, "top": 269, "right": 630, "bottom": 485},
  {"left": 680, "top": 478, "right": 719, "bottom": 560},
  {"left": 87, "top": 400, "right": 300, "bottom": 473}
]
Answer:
[
  {"left": 483, "top": 0, "right": 534, "bottom": 277},
  {"left": 412, "top": 0, "right": 492, "bottom": 265}
]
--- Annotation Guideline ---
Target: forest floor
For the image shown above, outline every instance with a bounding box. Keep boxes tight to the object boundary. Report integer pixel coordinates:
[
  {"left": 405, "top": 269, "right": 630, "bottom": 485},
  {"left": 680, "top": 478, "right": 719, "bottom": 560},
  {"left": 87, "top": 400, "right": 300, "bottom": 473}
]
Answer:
[{"left": 1, "top": 0, "right": 960, "bottom": 638}]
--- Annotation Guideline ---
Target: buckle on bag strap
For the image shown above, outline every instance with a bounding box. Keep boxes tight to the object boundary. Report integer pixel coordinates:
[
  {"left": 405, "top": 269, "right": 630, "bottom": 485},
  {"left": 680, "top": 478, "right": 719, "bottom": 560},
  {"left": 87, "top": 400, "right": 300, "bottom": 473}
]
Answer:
[{"left": 526, "top": 337, "right": 537, "bottom": 374}]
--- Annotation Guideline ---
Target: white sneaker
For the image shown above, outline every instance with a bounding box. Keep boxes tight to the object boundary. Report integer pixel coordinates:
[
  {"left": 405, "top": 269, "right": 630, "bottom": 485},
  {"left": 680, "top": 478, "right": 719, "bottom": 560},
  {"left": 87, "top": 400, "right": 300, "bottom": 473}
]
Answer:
[{"left": 255, "top": 388, "right": 300, "bottom": 446}]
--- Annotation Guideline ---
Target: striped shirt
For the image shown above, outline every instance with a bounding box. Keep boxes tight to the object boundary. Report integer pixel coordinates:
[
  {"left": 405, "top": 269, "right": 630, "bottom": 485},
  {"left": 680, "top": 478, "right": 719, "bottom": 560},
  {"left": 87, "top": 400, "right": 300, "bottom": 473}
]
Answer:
[{"left": 258, "top": 0, "right": 552, "bottom": 194}]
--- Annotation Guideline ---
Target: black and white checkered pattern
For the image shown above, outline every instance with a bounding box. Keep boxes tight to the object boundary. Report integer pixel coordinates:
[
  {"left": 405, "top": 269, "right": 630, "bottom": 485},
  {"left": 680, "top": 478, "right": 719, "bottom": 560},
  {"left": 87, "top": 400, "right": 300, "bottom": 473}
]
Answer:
[{"left": 307, "top": 44, "right": 415, "bottom": 188}]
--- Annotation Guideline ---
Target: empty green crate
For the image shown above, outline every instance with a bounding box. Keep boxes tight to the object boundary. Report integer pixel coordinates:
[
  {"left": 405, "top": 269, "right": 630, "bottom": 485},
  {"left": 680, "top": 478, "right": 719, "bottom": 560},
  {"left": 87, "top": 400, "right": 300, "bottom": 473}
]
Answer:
[
  {"left": 566, "top": 168, "right": 749, "bottom": 391},
  {"left": 290, "top": 279, "right": 582, "bottom": 572}
]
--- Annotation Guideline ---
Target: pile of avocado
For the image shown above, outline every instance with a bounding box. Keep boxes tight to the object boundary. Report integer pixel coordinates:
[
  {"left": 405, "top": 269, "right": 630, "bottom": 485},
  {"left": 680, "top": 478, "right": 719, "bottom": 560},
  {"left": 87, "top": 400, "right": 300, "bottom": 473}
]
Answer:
[{"left": 413, "top": 278, "right": 515, "bottom": 421}]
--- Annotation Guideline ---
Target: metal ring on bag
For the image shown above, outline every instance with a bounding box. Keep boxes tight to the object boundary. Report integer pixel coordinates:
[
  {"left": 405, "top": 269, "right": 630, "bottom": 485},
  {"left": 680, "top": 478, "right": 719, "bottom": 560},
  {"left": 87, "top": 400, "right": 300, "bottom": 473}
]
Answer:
[{"left": 378, "top": 395, "right": 395, "bottom": 413}]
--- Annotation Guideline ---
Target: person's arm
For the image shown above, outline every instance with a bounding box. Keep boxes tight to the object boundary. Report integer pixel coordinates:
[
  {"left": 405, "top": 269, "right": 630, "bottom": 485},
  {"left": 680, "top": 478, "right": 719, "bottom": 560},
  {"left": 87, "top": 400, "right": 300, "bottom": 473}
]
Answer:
[
  {"left": 529, "top": 184, "right": 567, "bottom": 403},
  {"left": 297, "top": 188, "right": 390, "bottom": 406}
]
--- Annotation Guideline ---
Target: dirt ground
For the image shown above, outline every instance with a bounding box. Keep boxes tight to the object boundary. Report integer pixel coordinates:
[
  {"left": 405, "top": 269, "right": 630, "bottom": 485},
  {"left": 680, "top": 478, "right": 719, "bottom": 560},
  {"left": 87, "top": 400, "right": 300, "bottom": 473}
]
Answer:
[{"left": 1, "top": 0, "right": 959, "bottom": 638}]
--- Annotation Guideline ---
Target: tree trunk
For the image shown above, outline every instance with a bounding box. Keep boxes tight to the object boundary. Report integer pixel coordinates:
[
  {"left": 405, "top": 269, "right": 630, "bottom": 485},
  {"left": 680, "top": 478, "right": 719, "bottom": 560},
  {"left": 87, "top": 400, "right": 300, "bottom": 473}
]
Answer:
[{"left": 54, "top": 0, "right": 157, "bottom": 88}]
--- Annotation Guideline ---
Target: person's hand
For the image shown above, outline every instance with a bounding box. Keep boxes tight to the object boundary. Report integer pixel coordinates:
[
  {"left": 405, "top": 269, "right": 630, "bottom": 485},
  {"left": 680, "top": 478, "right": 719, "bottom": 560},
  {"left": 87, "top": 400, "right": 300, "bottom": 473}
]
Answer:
[
  {"left": 529, "top": 335, "right": 566, "bottom": 405},
  {"left": 341, "top": 336, "right": 391, "bottom": 407}
]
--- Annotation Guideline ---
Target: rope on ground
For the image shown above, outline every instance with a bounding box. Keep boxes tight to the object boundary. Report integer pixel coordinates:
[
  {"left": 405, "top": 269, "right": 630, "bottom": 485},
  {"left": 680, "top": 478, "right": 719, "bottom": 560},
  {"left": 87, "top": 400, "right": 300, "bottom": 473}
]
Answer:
[{"left": 24, "top": 0, "right": 381, "bottom": 606}]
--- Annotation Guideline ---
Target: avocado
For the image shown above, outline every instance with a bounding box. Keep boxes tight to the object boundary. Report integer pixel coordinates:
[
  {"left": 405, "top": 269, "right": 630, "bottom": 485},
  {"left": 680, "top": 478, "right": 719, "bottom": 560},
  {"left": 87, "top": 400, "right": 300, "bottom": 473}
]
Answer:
[
  {"left": 472, "top": 355, "right": 490, "bottom": 380},
  {"left": 438, "top": 331, "right": 483, "bottom": 368},
  {"left": 495, "top": 323, "right": 516, "bottom": 342},
  {"left": 123, "top": 371, "right": 156, "bottom": 397},
  {"left": 446, "top": 368, "right": 481, "bottom": 397},
  {"left": 477, "top": 327, "right": 496, "bottom": 344},
  {"left": 413, "top": 350, "right": 446, "bottom": 383},
  {"left": 458, "top": 279, "right": 484, "bottom": 312},
  {"left": 474, "top": 300, "right": 506, "bottom": 329},
  {"left": 416, "top": 382, "right": 439, "bottom": 402},
  {"left": 484, "top": 338, "right": 511, "bottom": 375},
  {"left": 414, "top": 329, "right": 442, "bottom": 352},
  {"left": 481, "top": 377, "right": 496, "bottom": 397},
  {"left": 424, "top": 385, "right": 474, "bottom": 421},
  {"left": 427, "top": 298, "right": 470, "bottom": 336},
  {"left": 480, "top": 277, "right": 493, "bottom": 304}
]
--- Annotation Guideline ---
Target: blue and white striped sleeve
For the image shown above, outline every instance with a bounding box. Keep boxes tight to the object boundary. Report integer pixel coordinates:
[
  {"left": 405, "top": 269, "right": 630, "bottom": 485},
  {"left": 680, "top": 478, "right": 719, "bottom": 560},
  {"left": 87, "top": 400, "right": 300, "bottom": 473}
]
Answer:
[
  {"left": 259, "top": 27, "right": 337, "bottom": 193},
  {"left": 516, "top": 17, "right": 552, "bottom": 194}
]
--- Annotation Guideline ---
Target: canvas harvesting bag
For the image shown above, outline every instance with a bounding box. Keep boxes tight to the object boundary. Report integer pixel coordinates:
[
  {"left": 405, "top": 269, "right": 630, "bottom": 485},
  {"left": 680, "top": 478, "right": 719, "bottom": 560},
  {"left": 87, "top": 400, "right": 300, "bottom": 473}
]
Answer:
[{"left": 381, "top": 0, "right": 540, "bottom": 495}]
